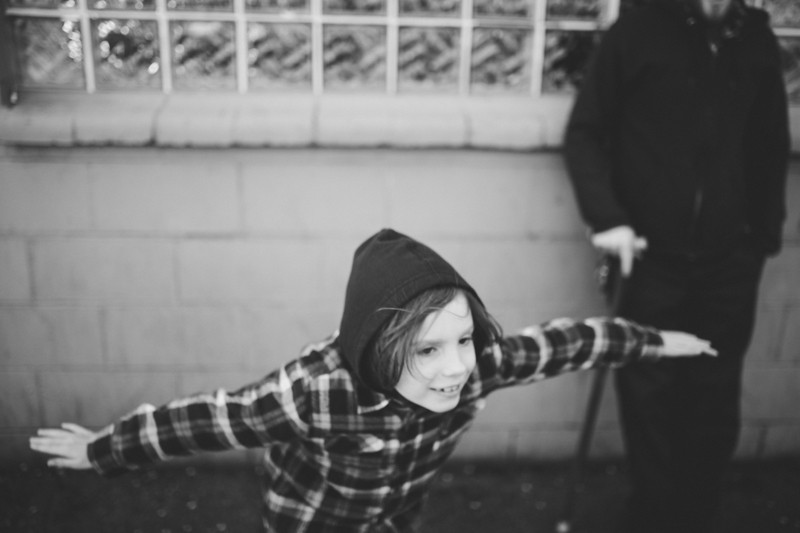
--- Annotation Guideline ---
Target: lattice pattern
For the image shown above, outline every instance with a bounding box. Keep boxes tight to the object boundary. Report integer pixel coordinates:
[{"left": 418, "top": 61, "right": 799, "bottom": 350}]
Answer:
[
  {"left": 542, "top": 30, "right": 600, "bottom": 94},
  {"left": 92, "top": 0, "right": 155, "bottom": 10},
  {"left": 93, "top": 19, "right": 161, "bottom": 89},
  {"left": 6, "top": 0, "right": 800, "bottom": 97},
  {"left": 167, "top": 0, "right": 232, "bottom": 11},
  {"left": 245, "top": 0, "right": 308, "bottom": 12},
  {"left": 400, "top": 0, "right": 460, "bottom": 16},
  {"left": 398, "top": 26, "right": 459, "bottom": 91},
  {"left": 171, "top": 21, "right": 236, "bottom": 90},
  {"left": 324, "top": 0, "right": 385, "bottom": 14},
  {"left": 9, "top": 0, "right": 74, "bottom": 8},
  {"left": 546, "top": 0, "right": 601, "bottom": 20},
  {"left": 765, "top": 0, "right": 800, "bottom": 27},
  {"left": 323, "top": 25, "right": 386, "bottom": 90},
  {"left": 11, "top": 17, "right": 84, "bottom": 88},
  {"left": 248, "top": 23, "right": 312, "bottom": 90},
  {"left": 470, "top": 28, "right": 530, "bottom": 92},
  {"left": 779, "top": 37, "right": 800, "bottom": 104},
  {"left": 472, "top": 0, "right": 530, "bottom": 18}
]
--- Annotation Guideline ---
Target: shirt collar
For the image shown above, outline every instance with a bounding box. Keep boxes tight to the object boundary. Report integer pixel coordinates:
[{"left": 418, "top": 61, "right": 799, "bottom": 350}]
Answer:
[{"left": 354, "top": 379, "right": 391, "bottom": 414}]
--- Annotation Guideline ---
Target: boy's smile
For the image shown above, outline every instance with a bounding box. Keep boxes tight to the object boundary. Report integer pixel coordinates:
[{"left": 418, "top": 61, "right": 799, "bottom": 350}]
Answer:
[{"left": 394, "top": 292, "right": 476, "bottom": 412}]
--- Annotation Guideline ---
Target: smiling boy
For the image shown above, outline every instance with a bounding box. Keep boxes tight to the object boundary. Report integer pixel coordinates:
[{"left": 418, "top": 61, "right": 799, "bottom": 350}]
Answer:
[{"left": 30, "top": 229, "right": 715, "bottom": 532}]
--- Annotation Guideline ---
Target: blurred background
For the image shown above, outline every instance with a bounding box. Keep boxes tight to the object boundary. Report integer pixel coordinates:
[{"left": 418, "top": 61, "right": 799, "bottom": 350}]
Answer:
[{"left": 0, "top": 0, "right": 799, "bottom": 530}]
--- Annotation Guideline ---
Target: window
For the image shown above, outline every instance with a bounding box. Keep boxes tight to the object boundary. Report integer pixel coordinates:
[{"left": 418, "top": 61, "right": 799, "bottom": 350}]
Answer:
[{"left": 4, "top": 0, "right": 800, "bottom": 101}]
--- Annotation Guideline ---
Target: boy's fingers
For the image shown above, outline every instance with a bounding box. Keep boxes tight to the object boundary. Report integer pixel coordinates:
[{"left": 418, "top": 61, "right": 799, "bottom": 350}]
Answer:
[
  {"left": 61, "top": 423, "right": 92, "bottom": 435},
  {"left": 37, "top": 428, "right": 74, "bottom": 438}
]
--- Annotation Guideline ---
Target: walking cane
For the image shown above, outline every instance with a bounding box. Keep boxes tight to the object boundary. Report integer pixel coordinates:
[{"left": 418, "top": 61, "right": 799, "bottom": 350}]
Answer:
[{"left": 555, "top": 255, "right": 624, "bottom": 533}]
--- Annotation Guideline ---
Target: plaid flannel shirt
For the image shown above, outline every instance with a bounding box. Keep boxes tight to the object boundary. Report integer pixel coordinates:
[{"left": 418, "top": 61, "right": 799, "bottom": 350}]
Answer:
[{"left": 87, "top": 317, "right": 661, "bottom": 532}]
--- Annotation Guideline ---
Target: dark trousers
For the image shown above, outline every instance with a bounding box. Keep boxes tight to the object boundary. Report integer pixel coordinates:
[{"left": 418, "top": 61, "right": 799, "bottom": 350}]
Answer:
[{"left": 615, "top": 240, "right": 765, "bottom": 533}]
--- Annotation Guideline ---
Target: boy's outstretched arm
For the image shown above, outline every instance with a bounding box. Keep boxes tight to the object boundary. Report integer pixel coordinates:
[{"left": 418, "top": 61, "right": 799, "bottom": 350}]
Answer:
[
  {"left": 29, "top": 423, "right": 99, "bottom": 469},
  {"left": 485, "top": 317, "right": 718, "bottom": 390}
]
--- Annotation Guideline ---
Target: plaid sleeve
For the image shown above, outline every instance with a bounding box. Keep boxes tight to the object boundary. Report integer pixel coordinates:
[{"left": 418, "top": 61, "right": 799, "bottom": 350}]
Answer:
[
  {"left": 481, "top": 317, "right": 662, "bottom": 388},
  {"left": 88, "top": 364, "right": 310, "bottom": 477}
]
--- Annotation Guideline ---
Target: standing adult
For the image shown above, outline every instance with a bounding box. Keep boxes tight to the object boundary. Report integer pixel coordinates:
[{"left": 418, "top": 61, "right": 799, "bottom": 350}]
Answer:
[{"left": 563, "top": 1, "right": 789, "bottom": 532}]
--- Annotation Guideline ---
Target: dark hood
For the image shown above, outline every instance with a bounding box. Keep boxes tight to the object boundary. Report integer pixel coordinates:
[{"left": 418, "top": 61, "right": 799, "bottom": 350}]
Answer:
[{"left": 338, "top": 229, "right": 480, "bottom": 390}]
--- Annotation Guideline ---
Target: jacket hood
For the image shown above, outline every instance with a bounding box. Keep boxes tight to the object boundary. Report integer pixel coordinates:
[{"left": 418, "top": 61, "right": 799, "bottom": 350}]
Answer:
[{"left": 338, "top": 229, "right": 480, "bottom": 390}]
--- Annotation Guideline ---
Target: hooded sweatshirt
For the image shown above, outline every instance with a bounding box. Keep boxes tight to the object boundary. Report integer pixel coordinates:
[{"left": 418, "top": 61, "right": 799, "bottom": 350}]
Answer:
[
  {"left": 564, "top": 0, "right": 789, "bottom": 256},
  {"left": 87, "top": 228, "right": 664, "bottom": 533},
  {"left": 338, "top": 228, "right": 480, "bottom": 391}
]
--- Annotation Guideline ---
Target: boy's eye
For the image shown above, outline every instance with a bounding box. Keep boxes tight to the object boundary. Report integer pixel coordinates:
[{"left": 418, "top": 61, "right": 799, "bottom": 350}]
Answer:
[
  {"left": 459, "top": 336, "right": 474, "bottom": 346},
  {"left": 417, "top": 346, "right": 437, "bottom": 356}
]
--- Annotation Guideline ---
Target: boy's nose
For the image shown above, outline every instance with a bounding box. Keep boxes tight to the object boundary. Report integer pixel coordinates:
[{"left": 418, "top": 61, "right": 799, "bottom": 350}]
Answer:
[{"left": 440, "top": 346, "right": 469, "bottom": 376}]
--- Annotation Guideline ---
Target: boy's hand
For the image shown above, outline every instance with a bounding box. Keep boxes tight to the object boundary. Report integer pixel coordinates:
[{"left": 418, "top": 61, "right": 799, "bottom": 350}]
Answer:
[
  {"left": 29, "top": 423, "right": 97, "bottom": 470},
  {"left": 660, "top": 331, "right": 718, "bottom": 357}
]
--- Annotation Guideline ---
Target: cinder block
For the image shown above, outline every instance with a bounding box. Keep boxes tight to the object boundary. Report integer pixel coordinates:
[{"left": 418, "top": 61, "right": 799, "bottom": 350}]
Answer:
[
  {"left": 475, "top": 371, "right": 616, "bottom": 427},
  {"left": 486, "top": 298, "right": 609, "bottom": 337},
  {"left": 733, "top": 425, "right": 764, "bottom": 459},
  {"left": 0, "top": 98, "right": 73, "bottom": 145},
  {"left": 741, "top": 367, "right": 800, "bottom": 420},
  {"left": 537, "top": 96, "right": 576, "bottom": 147},
  {"left": 450, "top": 428, "right": 514, "bottom": 461},
  {"left": 386, "top": 153, "right": 583, "bottom": 239},
  {"left": 745, "top": 305, "right": 784, "bottom": 363},
  {"left": 178, "top": 239, "right": 344, "bottom": 303},
  {"left": 155, "top": 95, "right": 236, "bottom": 147},
  {"left": 784, "top": 162, "right": 800, "bottom": 241},
  {"left": 39, "top": 371, "right": 179, "bottom": 426},
  {"left": 0, "top": 239, "right": 30, "bottom": 300},
  {"left": 0, "top": 306, "right": 103, "bottom": 365},
  {"left": 89, "top": 163, "right": 239, "bottom": 234},
  {"left": 761, "top": 425, "right": 800, "bottom": 457},
  {"left": 759, "top": 246, "right": 800, "bottom": 303},
  {"left": 105, "top": 306, "right": 243, "bottom": 368},
  {"left": 317, "top": 95, "right": 467, "bottom": 147},
  {"left": 777, "top": 305, "right": 800, "bottom": 364},
  {"left": 74, "top": 94, "right": 161, "bottom": 145},
  {"left": 468, "top": 99, "right": 546, "bottom": 150},
  {"left": 790, "top": 106, "right": 800, "bottom": 155},
  {"left": 0, "top": 161, "right": 91, "bottom": 233},
  {"left": 237, "top": 305, "right": 342, "bottom": 369},
  {"left": 481, "top": 375, "right": 585, "bottom": 427},
  {"left": 242, "top": 162, "right": 388, "bottom": 235},
  {"left": 33, "top": 238, "right": 175, "bottom": 301},
  {"left": 583, "top": 427, "right": 625, "bottom": 459},
  {"left": 0, "top": 371, "right": 40, "bottom": 426},
  {"left": 515, "top": 428, "right": 581, "bottom": 461},
  {"left": 232, "top": 95, "right": 314, "bottom": 147},
  {"left": 177, "top": 370, "right": 265, "bottom": 398},
  {"left": 432, "top": 238, "right": 599, "bottom": 307}
]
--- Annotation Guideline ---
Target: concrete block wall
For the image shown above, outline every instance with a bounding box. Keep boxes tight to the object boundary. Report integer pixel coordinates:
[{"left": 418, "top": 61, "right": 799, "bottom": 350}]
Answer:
[{"left": 1, "top": 146, "right": 799, "bottom": 466}]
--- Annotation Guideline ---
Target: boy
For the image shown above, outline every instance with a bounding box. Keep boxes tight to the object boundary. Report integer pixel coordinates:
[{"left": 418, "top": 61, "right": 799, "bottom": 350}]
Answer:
[{"left": 30, "top": 228, "right": 715, "bottom": 532}]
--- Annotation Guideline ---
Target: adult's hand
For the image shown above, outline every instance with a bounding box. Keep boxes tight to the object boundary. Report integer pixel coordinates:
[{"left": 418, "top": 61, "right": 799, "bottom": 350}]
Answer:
[
  {"left": 660, "top": 331, "right": 718, "bottom": 357},
  {"left": 591, "top": 225, "right": 647, "bottom": 277},
  {"left": 29, "top": 423, "right": 98, "bottom": 470}
]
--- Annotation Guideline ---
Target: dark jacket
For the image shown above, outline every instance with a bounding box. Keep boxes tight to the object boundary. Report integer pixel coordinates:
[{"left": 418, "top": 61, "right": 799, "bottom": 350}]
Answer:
[{"left": 564, "top": 0, "right": 789, "bottom": 256}]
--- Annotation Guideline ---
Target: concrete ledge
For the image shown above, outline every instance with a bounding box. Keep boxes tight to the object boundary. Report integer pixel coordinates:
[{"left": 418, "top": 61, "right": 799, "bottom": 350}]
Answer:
[{"left": 0, "top": 91, "right": 579, "bottom": 149}]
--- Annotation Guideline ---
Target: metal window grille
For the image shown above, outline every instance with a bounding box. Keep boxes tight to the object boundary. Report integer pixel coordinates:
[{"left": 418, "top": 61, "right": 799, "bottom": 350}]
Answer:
[{"left": 3, "top": 0, "right": 800, "bottom": 98}]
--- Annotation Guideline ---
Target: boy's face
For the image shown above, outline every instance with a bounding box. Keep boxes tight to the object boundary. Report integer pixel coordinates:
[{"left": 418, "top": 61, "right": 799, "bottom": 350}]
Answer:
[{"left": 395, "top": 292, "right": 476, "bottom": 412}]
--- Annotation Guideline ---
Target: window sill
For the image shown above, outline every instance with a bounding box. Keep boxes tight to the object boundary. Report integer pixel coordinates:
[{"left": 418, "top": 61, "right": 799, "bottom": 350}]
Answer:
[
  {"left": 4, "top": 92, "right": 800, "bottom": 153},
  {"left": 0, "top": 91, "right": 576, "bottom": 150}
]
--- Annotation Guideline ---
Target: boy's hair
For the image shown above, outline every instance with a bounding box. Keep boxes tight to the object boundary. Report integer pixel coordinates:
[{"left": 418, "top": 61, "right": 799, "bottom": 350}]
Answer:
[{"left": 364, "top": 287, "right": 502, "bottom": 393}]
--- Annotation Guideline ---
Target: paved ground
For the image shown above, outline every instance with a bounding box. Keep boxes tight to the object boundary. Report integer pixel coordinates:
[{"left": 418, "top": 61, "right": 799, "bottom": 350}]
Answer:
[{"left": 1, "top": 459, "right": 799, "bottom": 533}]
